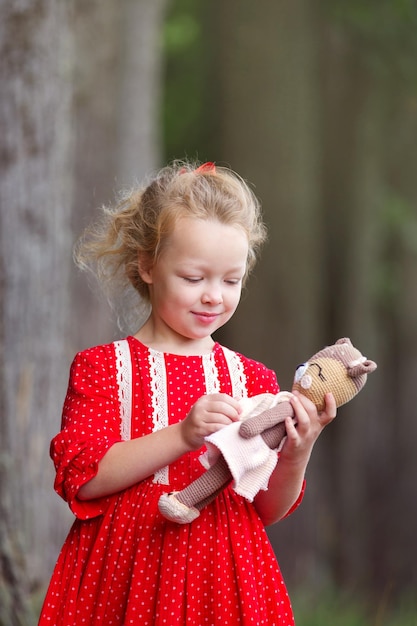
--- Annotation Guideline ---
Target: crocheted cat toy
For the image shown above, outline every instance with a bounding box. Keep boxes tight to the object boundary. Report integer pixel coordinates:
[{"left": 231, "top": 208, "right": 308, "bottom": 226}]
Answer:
[{"left": 158, "top": 338, "right": 377, "bottom": 524}]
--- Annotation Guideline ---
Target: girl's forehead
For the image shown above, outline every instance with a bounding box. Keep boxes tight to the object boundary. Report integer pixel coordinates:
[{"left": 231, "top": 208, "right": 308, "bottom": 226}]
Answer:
[
  {"left": 170, "top": 216, "right": 247, "bottom": 239},
  {"left": 161, "top": 217, "right": 248, "bottom": 263}
]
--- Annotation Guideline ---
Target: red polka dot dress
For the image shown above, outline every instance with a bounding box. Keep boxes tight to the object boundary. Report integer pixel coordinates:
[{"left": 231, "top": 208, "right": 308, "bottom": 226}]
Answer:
[{"left": 39, "top": 336, "right": 302, "bottom": 625}]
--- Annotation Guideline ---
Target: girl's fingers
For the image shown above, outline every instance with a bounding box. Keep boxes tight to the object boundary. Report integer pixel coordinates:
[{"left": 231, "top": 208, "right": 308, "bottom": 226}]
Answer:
[
  {"left": 207, "top": 402, "right": 241, "bottom": 422},
  {"left": 291, "top": 391, "right": 337, "bottom": 431},
  {"left": 319, "top": 392, "right": 337, "bottom": 425},
  {"left": 206, "top": 394, "right": 242, "bottom": 418},
  {"left": 284, "top": 414, "right": 298, "bottom": 438},
  {"left": 289, "top": 393, "right": 311, "bottom": 432},
  {"left": 206, "top": 412, "right": 238, "bottom": 427}
]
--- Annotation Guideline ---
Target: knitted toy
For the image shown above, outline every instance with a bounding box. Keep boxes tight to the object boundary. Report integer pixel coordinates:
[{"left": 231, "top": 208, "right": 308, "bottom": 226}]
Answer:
[{"left": 158, "top": 338, "right": 377, "bottom": 524}]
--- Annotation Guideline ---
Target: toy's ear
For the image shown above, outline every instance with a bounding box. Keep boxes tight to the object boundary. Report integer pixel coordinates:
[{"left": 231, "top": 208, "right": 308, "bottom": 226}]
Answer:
[
  {"left": 336, "top": 337, "right": 353, "bottom": 346},
  {"left": 348, "top": 359, "right": 377, "bottom": 377}
]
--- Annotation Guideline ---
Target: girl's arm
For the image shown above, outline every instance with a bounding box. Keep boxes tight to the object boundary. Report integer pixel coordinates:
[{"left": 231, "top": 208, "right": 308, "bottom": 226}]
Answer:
[
  {"left": 78, "top": 393, "right": 241, "bottom": 500},
  {"left": 77, "top": 422, "right": 189, "bottom": 500},
  {"left": 253, "top": 391, "right": 336, "bottom": 526}
]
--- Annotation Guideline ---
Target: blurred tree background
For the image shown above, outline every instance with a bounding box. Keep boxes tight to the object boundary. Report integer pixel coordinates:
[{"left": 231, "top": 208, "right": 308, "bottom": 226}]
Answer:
[{"left": 1, "top": 0, "right": 417, "bottom": 624}]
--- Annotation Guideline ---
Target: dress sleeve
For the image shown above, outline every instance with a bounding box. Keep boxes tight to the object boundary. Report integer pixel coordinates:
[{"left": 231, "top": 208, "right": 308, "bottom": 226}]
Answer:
[
  {"left": 50, "top": 346, "right": 122, "bottom": 519},
  {"left": 241, "top": 357, "right": 280, "bottom": 397}
]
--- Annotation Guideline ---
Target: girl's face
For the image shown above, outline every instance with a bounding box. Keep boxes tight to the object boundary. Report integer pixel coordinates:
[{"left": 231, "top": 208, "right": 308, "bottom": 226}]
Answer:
[{"left": 139, "top": 217, "right": 249, "bottom": 351}]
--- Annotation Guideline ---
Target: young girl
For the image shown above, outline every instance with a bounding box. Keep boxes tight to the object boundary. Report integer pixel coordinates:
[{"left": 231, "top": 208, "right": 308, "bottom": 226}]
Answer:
[{"left": 39, "top": 161, "right": 336, "bottom": 625}]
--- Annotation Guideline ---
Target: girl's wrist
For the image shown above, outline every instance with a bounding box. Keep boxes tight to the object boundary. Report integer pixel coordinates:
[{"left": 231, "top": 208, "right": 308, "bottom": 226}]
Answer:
[
  {"left": 278, "top": 449, "right": 311, "bottom": 473},
  {"left": 174, "top": 421, "right": 197, "bottom": 454}
]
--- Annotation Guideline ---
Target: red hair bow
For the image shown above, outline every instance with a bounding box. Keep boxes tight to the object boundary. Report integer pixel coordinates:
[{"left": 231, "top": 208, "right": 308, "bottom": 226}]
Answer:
[
  {"left": 180, "top": 162, "right": 216, "bottom": 175},
  {"left": 194, "top": 162, "right": 216, "bottom": 173}
]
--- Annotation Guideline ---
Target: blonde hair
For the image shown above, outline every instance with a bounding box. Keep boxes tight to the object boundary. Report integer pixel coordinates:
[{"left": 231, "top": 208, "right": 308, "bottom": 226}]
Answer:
[{"left": 75, "top": 161, "right": 267, "bottom": 332}]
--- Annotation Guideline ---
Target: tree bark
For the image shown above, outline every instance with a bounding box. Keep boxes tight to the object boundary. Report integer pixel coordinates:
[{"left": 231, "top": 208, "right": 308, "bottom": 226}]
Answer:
[
  {"left": 371, "top": 91, "right": 417, "bottom": 596},
  {"left": 205, "top": 0, "right": 417, "bottom": 600},
  {"left": 320, "top": 38, "right": 388, "bottom": 588},
  {"left": 212, "top": 0, "right": 325, "bottom": 382},
  {"left": 0, "top": 0, "right": 74, "bottom": 620},
  {"left": 210, "top": 0, "right": 326, "bottom": 584},
  {"left": 70, "top": 0, "right": 167, "bottom": 348},
  {"left": 0, "top": 0, "right": 168, "bottom": 619}
]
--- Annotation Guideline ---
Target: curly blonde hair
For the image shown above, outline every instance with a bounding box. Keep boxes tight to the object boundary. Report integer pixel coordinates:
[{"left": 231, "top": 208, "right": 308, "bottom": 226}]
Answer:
[{"left": 74, "top": 161, "right": 267, "bottom": 332}]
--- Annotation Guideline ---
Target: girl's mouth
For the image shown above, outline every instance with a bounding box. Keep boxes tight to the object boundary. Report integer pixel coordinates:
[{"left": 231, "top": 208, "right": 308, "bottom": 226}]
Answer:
[{"left": 192, "top": 311, "right": 220, "bottom": 323}]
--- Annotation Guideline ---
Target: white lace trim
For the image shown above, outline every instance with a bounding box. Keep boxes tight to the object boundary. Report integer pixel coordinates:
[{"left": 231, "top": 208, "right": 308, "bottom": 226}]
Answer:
[
  {"left": 148, "top": 349, "right": 169, "bottom": 485},
  {"left": 113, "top": 342, "right": 248, "bottom": 486},
  {"left": 202, "top": 352, "right": 220, "bottom": 394},
  {"left": 114, "top": 340, "right": 132, "bottom": 441},
  {"left": 222, "top": 346, "right": 248, "bottom": 399}
]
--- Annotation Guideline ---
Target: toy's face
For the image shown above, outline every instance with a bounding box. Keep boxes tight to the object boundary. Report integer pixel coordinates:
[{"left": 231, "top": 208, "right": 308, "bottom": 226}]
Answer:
[{"left": 292, "top": 356, "right": 358, "bottom": 411}]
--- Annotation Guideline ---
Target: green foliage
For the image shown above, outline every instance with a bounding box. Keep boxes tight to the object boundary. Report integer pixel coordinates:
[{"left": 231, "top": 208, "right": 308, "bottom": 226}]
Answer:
[
  {"left": 164, "top": 12, "right": 199, "bottom": 52},
  {"left": 382, "top": 190, "right": 417, "bottom": 253},
  {"left": 292, "top": 588, "right": 417, "bottom": 626},
  {"left": 375, "top": 189, "right": 417, "bottom": 307},
  {"left": 162, "top": 0, "right": 213, "bottom": 163},
  {"left": 326, "top": 0, "right": 417, "bottom": 85}
]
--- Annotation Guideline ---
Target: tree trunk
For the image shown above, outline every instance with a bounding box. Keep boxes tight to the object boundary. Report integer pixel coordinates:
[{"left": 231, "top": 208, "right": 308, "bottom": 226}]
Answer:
[
  {"left": 117, "top": 0, "right": 166, "bottom": 188},
  {"left": 205, "top": 0, "right": 417, "bottom": 601},
  {"left": 70, "top": 0, "right": 167, "bottom": 349},
  {"left": 320, "top": 37, "right": 388, "bottom": 589},
  {"left": 0, "top": 0, "right": 74, "bottom": 621},
  {"left": 212, "top": 0, "right": 324, "bottom": 383},
  {"left": 210, "top": 0, "right": 326, "bottom": 584},
  {"left": 0, "top": 1, "right": 168, "bottom": 620},
  {"left": 371, "top": 92, "right": 417, "bottom": 596}
]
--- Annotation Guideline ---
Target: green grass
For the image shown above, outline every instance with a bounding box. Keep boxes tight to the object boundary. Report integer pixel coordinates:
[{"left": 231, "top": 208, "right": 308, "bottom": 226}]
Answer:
[
  {"left": 292, "top": 588, "right": 417, "bottom": 626},
  {"left": 27, "top": 585, "right": 417, "bottom": 626}
]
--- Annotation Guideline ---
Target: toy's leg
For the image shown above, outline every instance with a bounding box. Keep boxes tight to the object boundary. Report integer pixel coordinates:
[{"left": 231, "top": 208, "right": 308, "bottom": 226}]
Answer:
[
  {"left": 261, "top": 421, "right": 287, "bottom": 449},
  {"left": 158, "top": 455, "right": 232, "bottom": 524},
  {"left": 176, "top": 455, "right": 232, "bottom": 510}
]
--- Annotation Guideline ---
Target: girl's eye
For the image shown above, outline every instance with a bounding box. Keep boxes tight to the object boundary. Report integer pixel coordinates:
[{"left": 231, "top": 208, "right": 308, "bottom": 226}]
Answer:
[
  {"left": 225, "top": 278, "right": 241, "bottom": 285},
  {"left": 183, "top": 277, "right": 202, "bottom": 283}
]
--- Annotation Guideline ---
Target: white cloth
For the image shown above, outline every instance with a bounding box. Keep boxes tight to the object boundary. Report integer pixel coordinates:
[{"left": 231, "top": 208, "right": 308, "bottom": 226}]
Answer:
[{"left": 200, "top": 392, "right": 293, "bottom": 502}]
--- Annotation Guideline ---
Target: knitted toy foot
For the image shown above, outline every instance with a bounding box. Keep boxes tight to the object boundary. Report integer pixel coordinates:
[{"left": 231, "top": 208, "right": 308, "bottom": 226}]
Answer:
[{"left": 158, "top": 492, "right": 200, "bottom": 524}]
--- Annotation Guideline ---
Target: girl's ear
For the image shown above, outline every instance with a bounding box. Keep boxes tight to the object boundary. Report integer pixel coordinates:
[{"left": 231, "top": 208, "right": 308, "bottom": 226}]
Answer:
[{"left": 138, "top": 252, "right": 153, "bottom": 284}]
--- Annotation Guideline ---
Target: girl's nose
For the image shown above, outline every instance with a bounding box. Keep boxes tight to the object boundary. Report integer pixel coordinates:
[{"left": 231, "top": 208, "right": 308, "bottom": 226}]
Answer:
[{"left": 202, "top": 284, "right": 223, "bottom": 304}]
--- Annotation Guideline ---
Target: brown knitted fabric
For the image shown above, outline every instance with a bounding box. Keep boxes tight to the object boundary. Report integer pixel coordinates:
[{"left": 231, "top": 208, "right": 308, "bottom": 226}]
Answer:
[
  {"left": 158, "top": 338, "right": 377, "bottom": 524},
  {"left": 176, "top": 456, "right": 232, "bottom": 510},
  {"left": 292, "top": 338, "right": 376, "bottom": 410}
]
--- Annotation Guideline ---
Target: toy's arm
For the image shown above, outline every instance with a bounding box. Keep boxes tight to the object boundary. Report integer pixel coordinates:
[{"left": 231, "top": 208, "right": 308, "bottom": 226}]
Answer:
[{"left": 239, "top": 402, "right": 294, "bottom": 439}]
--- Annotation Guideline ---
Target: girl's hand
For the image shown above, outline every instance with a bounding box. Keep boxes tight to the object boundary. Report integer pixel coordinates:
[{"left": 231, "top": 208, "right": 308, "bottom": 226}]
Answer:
[
  {"left": 254, "top": 391, "right": 336, "bottom": 525},
  {"left": 280, "top": 391, "right": 337, "bottom": 466},
  {"left": 181, "top": 393, "right": 242, "bottom": 451}
]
